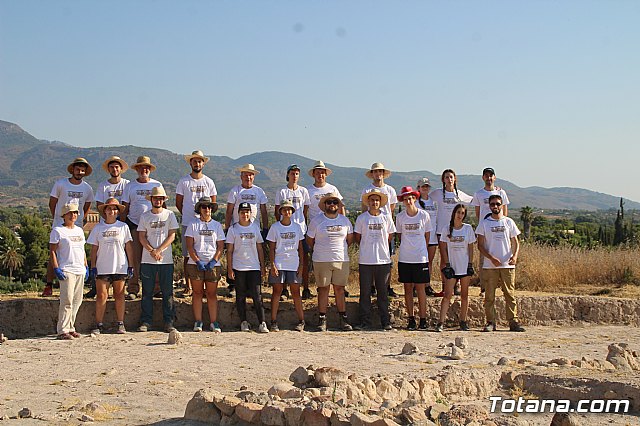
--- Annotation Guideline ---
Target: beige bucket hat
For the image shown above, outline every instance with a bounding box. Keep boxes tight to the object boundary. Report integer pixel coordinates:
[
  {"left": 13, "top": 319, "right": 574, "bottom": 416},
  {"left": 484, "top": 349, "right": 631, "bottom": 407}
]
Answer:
[
  {"left": 97, "top": 198, "right": 126, "bottom": 216},
  {"left": 308, "top": 160, "right": 333, "bottom": 177},
  {"left": 101, "top": 156, "right": 129, "bottom": 173},
  {"left": 278, "top": 199, "right": 296, "bottom": 213},
  {"left": 184, "top": 150, "right": 209, "bottom": 164},
  {"left": 365, "top": 162, "right": 391, "bottom": 179},
  {"left": 59, "top": 203, "right": 80, "bottom": 218},
  {"left": 67, "top": 158, "right": 93, "bottom": 177},
  {"left": 145, "top": 186, "right": 169, "bottom": 201},
  {"left": 362, "top": 188, "right": 389, "bottom": 206},
  {"left": 132, "top": 155, "right": 157, "bottom": 172},
  {"left": 237, "top": 163, "right": 260, "bottom": 174}
]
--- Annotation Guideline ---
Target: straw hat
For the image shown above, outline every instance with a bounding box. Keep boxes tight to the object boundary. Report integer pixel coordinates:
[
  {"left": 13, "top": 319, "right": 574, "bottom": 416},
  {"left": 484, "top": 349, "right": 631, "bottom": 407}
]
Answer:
[
  {"left": 132, "top": 155, "right": 157, "bottom": 172},
  {"left": 365, "top": 162, "right": 391, "bottom": 179},
  {"left": 101, "top": 156, "right": 129, "bottom": 173},
  {"left": 237, "top": 163, "right": 260, "bottom": 174},
  {"left": 278, "top": 200, "right": 295, "bottom": 213},
  {"left": 362, "top": 188, "right": 389, "bottom": 206},
  {"left": 59, "top": 203, "right": 80, "bottom": 218},
  {"left": 308, "top": 160, "right": 333, "bottom": 177},
  {"left": 184, "top": 150, "right": 209, "bottom": 164},
  {"left": 97, "top": 198, "right": 126, "bottom": 216},
  {"left": 318, "top": 192, "right": 342, "bottom": 212},
  {"left": 416, "top": 177, "right": 431, "bottom": 188},
  {"left": 67, "top": 158, "right": 93, "bottom": 177},
  {"left": 194, "top": 196, "right": 216, "bottom": 214},
  {"left": 145, "top": 186, "right": 169, "bottom": 201},
  {"left": 397, "top": 186, "right": 420, "bottom": 201}
]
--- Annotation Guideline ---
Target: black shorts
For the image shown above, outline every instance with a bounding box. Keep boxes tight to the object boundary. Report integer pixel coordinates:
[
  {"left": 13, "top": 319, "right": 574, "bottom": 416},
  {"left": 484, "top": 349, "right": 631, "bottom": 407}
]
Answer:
[
  {"left": 96, "top": 274, "right": 128, "bottom": 283},
  {"left": 398, "top": 262, "right": 430, "bottom": 284}
]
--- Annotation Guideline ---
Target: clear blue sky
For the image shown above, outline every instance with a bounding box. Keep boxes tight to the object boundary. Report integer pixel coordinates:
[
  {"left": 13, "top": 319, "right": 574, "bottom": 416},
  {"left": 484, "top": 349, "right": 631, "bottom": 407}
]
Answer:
[{"left": 2, "top": 1, "right": 639, "bottom": 202}]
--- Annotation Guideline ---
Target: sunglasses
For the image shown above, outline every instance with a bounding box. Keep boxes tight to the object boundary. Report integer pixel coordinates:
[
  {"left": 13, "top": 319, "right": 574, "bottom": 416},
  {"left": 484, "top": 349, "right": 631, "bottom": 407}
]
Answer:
[
  {"left": 200, "top": 205, "right": 212, "bottom": 209},
  {"left": 489, "top": 202, "right": 502, "bottom": 207},
  {"left": 325, "top": 199, "right": 340, "bottom": 205}
]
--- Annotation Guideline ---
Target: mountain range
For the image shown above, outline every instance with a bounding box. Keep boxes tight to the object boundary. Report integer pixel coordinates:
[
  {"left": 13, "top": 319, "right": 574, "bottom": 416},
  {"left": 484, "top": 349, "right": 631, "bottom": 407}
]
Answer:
[{"left": 1, "top": 119, "right": 637, "bottom": 211}]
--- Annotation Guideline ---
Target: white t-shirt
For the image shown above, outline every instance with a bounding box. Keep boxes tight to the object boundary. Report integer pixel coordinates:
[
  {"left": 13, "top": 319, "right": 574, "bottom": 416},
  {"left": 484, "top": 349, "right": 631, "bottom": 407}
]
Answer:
[
  {"left": 50, "top": 178, "right": 95, "bottom": 227},
  {"left": 137, "top": 209, "right": 179, "bottom": 265},
  {"left": 429, "top": 188, "right": 473, "bottom": 235},
  {"left": 472, "top": 188, "right": 510, "bottom": 221},
  {"left": 354, "top": 212, "right": 396, "bottom": 265},
  {"left": 475, "top": 216, "right": 521, "bottom": 269},
  {"left": 176, "top": 174, "right": 218, "bottom": 226},
  {"left": 185, "top": 219, "right": 225, "bottom": 264},
  {"left": 226, "top": 222, "right": 264, "bottom": 271},
  {"left": 440, "top": 223, "right": 476, "bottom": 275},
  {"left": 87, "top": 221, "right": 132, "bottom": 274},
  {"left": 307, "top": 183, "right": 343, "bottom": 220},
  {"left": 395, "top": 209, "right": 431, "bottom": 264},
  {"left": 122, "top": 179, "right": 163, "bottom": 225},
  {"left": 49, "top": 225, "right": 86, "bottom": 275},
  {"left": 275, "top": 185, "right": 311, "bottom": 233},
  {"left": 361, "top": 183, "right": 398, "bottom": 221},
  {"left": 266, "top": 221, "right": 304, "bottom": 271},
  {"left": 417, "top": 197, "right": 438, "bottom": 244},
  {"left": 307, "top": 214, "right": 353, "bottom": 262},
  {"left": 95, "top": 178, "right": 130, "bottom": 204},
  {"left": 227, "top": 185, "right": 268, "bottom": 226}
]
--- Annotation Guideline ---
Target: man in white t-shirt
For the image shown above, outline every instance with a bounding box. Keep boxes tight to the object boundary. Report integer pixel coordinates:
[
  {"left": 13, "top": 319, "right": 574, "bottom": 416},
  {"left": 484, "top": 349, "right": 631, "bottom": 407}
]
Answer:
[
  {"left": 476, "top": 194, "right": 525, "bottom": 333},
  {"left": 175, "top": 150, "right": 218, "bottom": 297},
  {"left": 121, "top": 155, "right": 164, "bottom": 299},
  {"left": 224, "top": 163, "right": 268, "bottom": 297},
  {"left": 43, "top": 157, "right": 95, "bottom": 297},
  {"left": 95, "top": 156, "right": 130, "bottom": 207},
  {"left": 136, "top": 186, "right": 179, "bottom": 332}
]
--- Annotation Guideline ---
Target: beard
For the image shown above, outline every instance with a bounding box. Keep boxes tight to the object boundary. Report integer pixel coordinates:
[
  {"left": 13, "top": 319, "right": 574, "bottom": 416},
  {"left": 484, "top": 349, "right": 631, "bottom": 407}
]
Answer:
[{"left": 192, "top": 166, "right": 202, "bottom": 173}]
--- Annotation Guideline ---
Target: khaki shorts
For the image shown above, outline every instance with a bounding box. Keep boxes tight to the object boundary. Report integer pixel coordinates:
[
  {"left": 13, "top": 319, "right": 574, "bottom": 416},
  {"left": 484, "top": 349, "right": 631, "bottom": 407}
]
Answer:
[
  {"left": 313, "top": 261, "right": 350, "bottom": 287},
  {"left": 186, "top": 263, "right": 221, "bottom": 282}
]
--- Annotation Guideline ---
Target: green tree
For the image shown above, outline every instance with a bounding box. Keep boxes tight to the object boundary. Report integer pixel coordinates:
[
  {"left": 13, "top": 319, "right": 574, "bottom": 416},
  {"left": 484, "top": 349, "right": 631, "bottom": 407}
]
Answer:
[
  {"left": 0, "top": 245, "right": 24, "bottom": 281},
  {"left": 520, "top": 206, "right": 533, "bottom": 240},
  {"left": 17, "top": 214, "right": 50, "bottom": 280}
]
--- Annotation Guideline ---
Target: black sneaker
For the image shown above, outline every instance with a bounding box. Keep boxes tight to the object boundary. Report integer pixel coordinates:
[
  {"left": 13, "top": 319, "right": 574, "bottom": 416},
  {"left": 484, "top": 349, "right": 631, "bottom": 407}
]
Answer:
[
  {"left": 418, "top": 318, "right": 428, "bottom": 330},
  {"left": 435, "top": 322, "right": 444, "bottom": 333},
  {"left": 318, "top": 317, "right": 327, "bottom": 332},
  {"left": 407, "top": 317, "right": 417, "bottom": 331},
  {"left": 459, "top": 321, "right": 470, "bottom": 331},
  {"left": 344, "top": 289, "right": 350, "bottom": 298},
  {"left": 91, "top": 323, "right": 104, "bottom": 335},
  {"left": 228, "top": 286, "right": 235, "bottom": 298},
  {"left": 387, "top": 286, "right": 398, "bottom": 298},
  {"left": 509, "top": 321, "right": 526, "bottom": 332},
  {"left": 84, "top": 288, "right": 96, "bottom": 299},
  {"left": 301, "top": 287, "right": 312, "bottom": 300},
  {"left": 425, "top": 286, "right": 436, "bottom": 297}
]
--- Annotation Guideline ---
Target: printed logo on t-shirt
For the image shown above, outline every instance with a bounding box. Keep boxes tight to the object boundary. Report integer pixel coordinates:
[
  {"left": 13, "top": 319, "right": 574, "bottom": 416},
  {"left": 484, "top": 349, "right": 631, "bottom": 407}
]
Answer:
[
  {"left": 443, "top": 198, "right": 458, "bottom": 204},
  {"left": 67, "top": 191, "right": 84, "bottom": 199},
  {"left": 239, "top": 233, "right": 256, "bottom": 241},
  {"left": 69, "top": 236, "right": 84, "bottom": 242},
  {"left": 240, "top": 194, "right": 257, "bottom": 202},
  {"left": 280, "top": 232, "right": 297, "bottom": 240},
  {"left": 368, "top": 223, "right": 384, "bottom": 231},
  {"left": 136, "top": 189, "right": 153, "bottom": 196},
  {"left": 449, "top": 235, "right": 465, "bottom": 243},
  {"left": 189, "top": 185, "right": 207, "bottom": 194},
  {"left": 102, "top": 230, "right": 119, "bottom": 238},
  {"left": 404, "top": 223, "right": 421, "bottom": 231},
  {"left": 108, "top": 189, "right": 123, "bottom": 197},
  {"left": 313, "top": 193, "right": 328, "bottom": 200},
  {"left": 150, "top": 220, "right": 167, "bottom": 229},
  {"left": 490, "top": 225, "right": 506, "bottom": 233},
  {"left": 199, "top": 229, "right": 214, "bottom": 236},
  {"left": 423, "top": 205, "right": 436, "bottom": 211},
  {"left": 326, "top": 225, "right": 343, "bottom": 233}
]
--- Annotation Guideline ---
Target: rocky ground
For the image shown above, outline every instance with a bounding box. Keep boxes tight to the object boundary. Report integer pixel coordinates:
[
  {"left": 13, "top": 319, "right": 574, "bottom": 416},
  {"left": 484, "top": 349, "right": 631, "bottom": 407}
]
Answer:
[{"left": 0, "top": 324, "right": 638, "bottom": 425}]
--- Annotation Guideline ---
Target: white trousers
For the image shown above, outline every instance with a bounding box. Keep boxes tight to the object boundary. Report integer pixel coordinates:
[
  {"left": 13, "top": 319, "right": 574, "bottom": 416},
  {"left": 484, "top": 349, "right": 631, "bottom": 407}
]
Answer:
[{"left": 57, "top": 272, "right": 84, "bottom": 334}]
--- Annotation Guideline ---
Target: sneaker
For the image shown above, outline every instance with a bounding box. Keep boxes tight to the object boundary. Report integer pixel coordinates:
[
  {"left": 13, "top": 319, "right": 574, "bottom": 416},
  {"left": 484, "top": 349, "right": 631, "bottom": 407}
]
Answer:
[
  {"left": 210, "top": 322, "right": 222, "bottom": 333},
  {"left": 91, "top": 323, "right": 104, "bottom": 335},
  {"left": 318, "top": 317, "right": 327, "bottom": 332},
  {"left": 84, "top": 288, "right": 96, "bottom": 299},
  {"left": 407, "top": 317, "right": 417, "bottom": 331},
  {"left": 509, "top": 321, "right": 526, "bottom": 332},
  {"left": 41, "top": 285, "right": 53, "bottom": 297},
  {"left": 454, "top": 282, "right": 461, "bottom": 296},
  {"left": 240, "top": 320, "right": 251, "bottom": 332},
  {"left": 193, "top": 321, "right": 203, "bottom": 332},
  {"left": 164, "top": 322, "right": 176, "bottom": 333},
  {"left": 425, "top": 286, "right": 436, "bottom": 297},
  {"left": 482, "top": 322, "right": 495, "bottom": 332},
  {"left": 295, "top": 320, "right": 305, "bottom": 332},
  {"left": 126, "top": 293, "right": 137, "bottom": 301},
  {"left": 383, "top": 323, "right": 393, "bottom": 331},
  {"left": 116, "top": 322, "right": 126, "bottom": 334},
  {"left": 137, "top": 323, "right": 150, "bottom": 332},
  {"left": 270, "top": 321, "right": 280, "bottom": 332},
  {"left": 387, "top": 286, "right": 398, "bottom": 298},
  {"left": 339, "top": 316, "right": 353, "bottom": 331},
  {"left": 418, "top": 318, "right": 428, "bottom": 330},
  {"left": 459, "top": 321, "right": 470, "bottom": 331},
  {"left": 354, "top": 323, "right": 373, "bottom": 331},
  {"left": 435, "top": 322, "right": 444, "bottom": 332},
  {"left": 228, "top": 287, "right": 236, "bottom": 298},
  {"left": 258, "top": 322, "right": 270, "bottom": 333},
  {"left": 301, "top": 288, "right": 312, "bottom": 300}
]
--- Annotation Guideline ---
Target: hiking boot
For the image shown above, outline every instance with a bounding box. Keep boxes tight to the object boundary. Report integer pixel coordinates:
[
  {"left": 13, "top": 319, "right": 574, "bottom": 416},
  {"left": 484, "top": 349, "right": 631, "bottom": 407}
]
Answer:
[
  {"left": 383, "top": 323, "right": 393, "bottom": 331},
  {"left": 294, "top": 320, "right": 305, "bottom": 332},
  {"left": 137, "top": 323, "right": 150, "bottom": 332},
  {"left": 301, "top": 287, "right": 312, "bottom": 300},
  {"left": 270, "top": 321, "right": 280, "bottom": 332},
  {"left": 418, "top": 318, "right": 428, "bottom": 330},
  {"left": 509, "top": 321, "right": 526, "bottom": 332},
  {"left": 339, "top": 316, "right": 353, "bottom": 332},
  {"left": 84, "top": 288, "right": 96, "bottom": 299},
  {"left": 116, "top": 322, "right": 126, "bottom": 334},
  {"left": 482, "top": 322, "right": 495, "bottom": 332},
  {"left": 459, "top": 321, "right": 470, "bottom": 331},
  {"left": 407, "top": 317, "right": 417, "bottom": 331},
  {"left": 164, "top": 322, "right": 176, "bottom": 333},
  {"left": 344, "top": 289, "right": 350, "bottom": 298},
  {"left": 425, "top": 286, "right": 436, "bottom": 297},
  {"left": 258, "top": 322, "right": 270, "bottom": 333},
  {"left": 210, "top": 322, "right": 222, "bottom": 333},
  {"left": 387, "top": 286, "right": 398, "bottom": 298},
  {"left": 240, "top": 320, "right": 250, "bottom": 332},
  {"left": 193, "top": 321, "right": 203, "bottom": 332},
  {"left": 454, "top": 282, "right": 461, "bottom": 296},
  {"left": 91, "top": 323, "right": 104, "bottom": 335},
  {"left": 435, "top": 322, "right": 444, "bottom": 333},
  {"left": 318, "top": 317, "right": 327, "bottom": 332},
  {"left": 41, "top": 285, "right": 53, "bottom": 297}
]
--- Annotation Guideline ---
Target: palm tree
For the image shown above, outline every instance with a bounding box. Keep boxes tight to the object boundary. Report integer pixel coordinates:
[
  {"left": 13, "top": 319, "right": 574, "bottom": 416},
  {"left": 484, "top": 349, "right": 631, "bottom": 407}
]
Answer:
[
  {"left": 520, "top": 206, "right": 533, "bottom": 241},
  {"left": 0, "top": 245, "right": 25, "bottom": 281}
]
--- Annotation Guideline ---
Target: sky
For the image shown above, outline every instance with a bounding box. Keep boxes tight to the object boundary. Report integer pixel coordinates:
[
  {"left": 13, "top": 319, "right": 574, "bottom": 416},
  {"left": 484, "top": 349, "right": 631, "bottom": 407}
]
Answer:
[{"left": 1, "top": 1, "right": 639, "bottom": 202}]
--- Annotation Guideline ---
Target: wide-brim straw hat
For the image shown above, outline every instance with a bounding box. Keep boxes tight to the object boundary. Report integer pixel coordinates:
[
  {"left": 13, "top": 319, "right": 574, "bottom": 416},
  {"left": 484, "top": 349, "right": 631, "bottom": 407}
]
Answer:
[
  {"left": 278, "top": 199, "right": 296, "bottom": 213},
  {"left": 67, "top": 157, "right": 93, "bottom": 177},
  {"left": 101, "top": 156, "right": 129, "bottom": 173},
  {"left": 194, "top": 196, "right": 216, "bottom": 213},
  {"left": 362, "top": 188, "right": 389, "bottom": 206},
  {"left": 237, "top": 163, "right": 260, "bottom": 174},
  {"left": 97, "top": 198, "right": 126, "bottom": 216},
  {"left": 308, "top": 160, "right": 333, "bottom": 177},
  {"left": 132, "top": 155, "right": 157, "bottom": 172},
  {"left": 318, "top": 192, "right": 342, "bottom": 212},
  {"left": 365, "top": 162, "right": 391, "bottom": 179},
  {"left": 397, "top": 186, "right": 420, "bottom": 201},
  {"left": 184, "top": 150, "right": 209, "bottom": 164},
  {"left": 145, "top": 186, "right": 169, "bottom": 201},
  {"left": 60, "top": 203, "right": 80, "bottom": 218}
]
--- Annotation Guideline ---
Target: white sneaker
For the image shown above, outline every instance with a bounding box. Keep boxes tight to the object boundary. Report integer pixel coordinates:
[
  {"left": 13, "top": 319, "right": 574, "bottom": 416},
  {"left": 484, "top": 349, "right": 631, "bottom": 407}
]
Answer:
[
  {"left": 258, "top": 322, "right": 270, "bottom": 333},
  {"left": 240, "top": 320, "right": 250, "bottom": 332},
  {"left": 210, "top": 322, "right": 222, "bottom": 333},
  {"left": 193, "top": 321, "right": 203, "bottom": 332}
]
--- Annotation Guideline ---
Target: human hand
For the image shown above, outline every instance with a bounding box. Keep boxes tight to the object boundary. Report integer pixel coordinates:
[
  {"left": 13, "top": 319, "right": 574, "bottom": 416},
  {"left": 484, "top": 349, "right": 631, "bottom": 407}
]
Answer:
[{"left": 54, "top": 268, "right": 67, "bottom": 281}]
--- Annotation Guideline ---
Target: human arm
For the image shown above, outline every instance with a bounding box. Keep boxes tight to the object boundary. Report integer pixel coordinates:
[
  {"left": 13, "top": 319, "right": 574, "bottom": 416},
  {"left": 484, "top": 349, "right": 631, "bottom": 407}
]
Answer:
[
  {"left": 477, "top": 234, "right": 501, "bottom": 267},
  {"left": 268, "top": 241, "right": 278, "bottom": 276},
  {"left": 226, "top": 243, "right": 235, "bottom": 280},
  {"left": 260, "top": 204, "right": 268, "bottom": 230},
  {"left": 175, "top": 194, "right": 184, "bottom": 214},
  {"left": 49, "top": 196, "right": 58, "bottom": 218},
  {"left": 297, "top": 239, "right": 304, "bottom": 276},
  {"left": 508, "top": 236, "right": 519, "bottom": 265},
  {"left": 224, "top": 203, "right": 234, "bottom": 230},
  {"left": 257, "top": 242, "right": 266, "bottom": 275}
]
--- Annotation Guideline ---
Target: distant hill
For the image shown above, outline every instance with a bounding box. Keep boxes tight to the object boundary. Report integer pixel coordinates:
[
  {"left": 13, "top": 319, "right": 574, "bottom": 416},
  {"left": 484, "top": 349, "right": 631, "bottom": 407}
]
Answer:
[{"left": 1, "top": 119, "right": 638, "bottom": 211}]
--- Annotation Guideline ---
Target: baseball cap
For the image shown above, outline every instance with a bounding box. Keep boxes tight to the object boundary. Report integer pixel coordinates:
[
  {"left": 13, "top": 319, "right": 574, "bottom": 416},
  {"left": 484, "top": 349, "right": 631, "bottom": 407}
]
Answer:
[
  {"left": 483, "top": 167, "right": 495, "bottom": 176},
  {"left": 238, "top": 202, "right": 252, "bottom": 211}
]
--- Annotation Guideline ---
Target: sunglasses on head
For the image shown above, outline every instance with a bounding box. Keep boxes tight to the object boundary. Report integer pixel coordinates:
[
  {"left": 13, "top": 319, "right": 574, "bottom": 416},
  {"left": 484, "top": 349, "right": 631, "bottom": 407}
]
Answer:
[
  {"left": 489, "top": 202, "right": 502, "bottom": 207},
  {"left": 325, "top": 199, "right": 340, "bottom": 205}
]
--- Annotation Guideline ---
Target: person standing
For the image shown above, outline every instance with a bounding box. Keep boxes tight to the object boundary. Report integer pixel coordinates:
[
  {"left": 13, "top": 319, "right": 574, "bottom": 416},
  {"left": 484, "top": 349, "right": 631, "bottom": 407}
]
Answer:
[
  {"left": 354, "top": 189, "right": 396, "bottom": 331},
  {"left": 136, "top": 187, "right": 179, "bottom": 332},
  {"left": 49, "top": 203, "right": 88, "bottom": 339},
  {"left": 121, "top": 155, "right": 163, "bottom": 300},
  {"left": 307, "top": 193, "right": 354, "bottom": 332},
  {"left": 43, "top": 158, "right": 94, "bottom": 297},
  {"left": 476, "top": 194, "right": 525, "bottom": 332},
  {"left": 176, "top": 150, "right": 218, "bottom": 297},
  {"left": 87, "top": 198, "right": 134, "bottom": 334},
  {"left": 415, "top": 177, "right": 442, "bottom": 297}
]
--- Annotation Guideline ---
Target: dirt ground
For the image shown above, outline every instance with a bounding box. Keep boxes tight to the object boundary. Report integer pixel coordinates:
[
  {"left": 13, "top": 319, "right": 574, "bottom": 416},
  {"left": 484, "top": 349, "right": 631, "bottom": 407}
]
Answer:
[{"left": 0, "top": 323, "right": 638, "bottom": 425}]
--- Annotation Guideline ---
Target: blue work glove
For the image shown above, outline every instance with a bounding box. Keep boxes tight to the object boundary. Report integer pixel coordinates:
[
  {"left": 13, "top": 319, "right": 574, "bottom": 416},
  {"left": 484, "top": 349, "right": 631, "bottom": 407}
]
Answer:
[
  {"left": 127, "top": 266, "right": 134, "bottom": 279},
  {"left": 196, "top": 260, "right": 207, "bottom": 271},
  {"left": 89, "top": 267, "right": 98, "bottom": 280},
  {"left": 54, "top": 267, "right": 67, "bottom": 281},
  {"left": 85, "top": 266, "right": 90, "bottom": 282},
  {"left": 467, "top": 263, "right": 475, "bottom": 276},
  {"left": 206, "top": 259, "right": 220, "bottom": 270}
]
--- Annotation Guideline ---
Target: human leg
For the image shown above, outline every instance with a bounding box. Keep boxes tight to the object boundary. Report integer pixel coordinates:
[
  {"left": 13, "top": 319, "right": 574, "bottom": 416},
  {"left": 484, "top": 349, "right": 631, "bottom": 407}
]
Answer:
[
  {"left": 95, "top": 279, "right": 110, "bottom": 324},
  {"left": 358, "top": 264, "right": 374, "bottom": 327}
]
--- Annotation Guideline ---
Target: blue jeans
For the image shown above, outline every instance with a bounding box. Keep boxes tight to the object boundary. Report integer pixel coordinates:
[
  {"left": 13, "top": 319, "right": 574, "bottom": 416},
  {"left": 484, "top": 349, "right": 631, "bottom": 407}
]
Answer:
[{"left": 140, "top": 263, "right": 175, "bottom": 325}]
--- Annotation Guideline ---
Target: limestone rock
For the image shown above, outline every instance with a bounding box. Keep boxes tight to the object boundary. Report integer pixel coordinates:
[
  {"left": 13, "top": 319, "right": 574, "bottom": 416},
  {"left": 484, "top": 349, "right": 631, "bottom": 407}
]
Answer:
[
  {"left": 168, "top": 329, "right": 183, "bottom": 345},
  {"left": 330, "top": 410, "right": 351, "bottom": 426},
  {"left": 415, "top": 378, "right": 444, "bottom": 402},
  {"left": 450, "top": 346, "right": 464, "bottom": 360},
  {"left": 438, "top": 403, "right": 488, "bottom": 426},
  {"left": 454, "top": 337, "right": 468, "bottom": 349},
  {"left": 80, "top": 414, "right": 94, "bottom": 422},
  {"left": 18, "top": 408, "right": 32, "bottom": 418},
  {"left": 269, "top": 383, "right": 303, "bottom": 399},
  {"left": 359, "top": 378, "right": 379, "bottom": 401},
  {"left": 290, "top": 366, "right": 314, "bottom": 387},
  {"left": 437, "top": 369, "right": 501, "bottom": 401},
  {"left": 497, "top": 357, "right": 511, "bottom": 366},
  {"left": 401, "top": 342, "right": 418, "bottom": 355},
  {"left": 261, "top": 403, "right": 287, "bottom": 426},
  {"left": 375, "top": 379, "right": 399, "bottom": 401},
  {"left": 426, "top": 403, "right": 448, "bottom": 421},
  {"left": 284, "top": 404, "right": 304, "bottom": 426},
  {"left": 315, "top": 367, "right": 349, "bottom": 387},
  {"left": 184, "top": 389, "right": 222, "bottom": 423},
  {"left": 301, "top": 405, "right": 331, "bottom": 426},
  {"left": 548, "top": 358, "right": 569, "bottom": 366},
  {"left": 235, "top": 402, "right": 263, "bottom": 424},
  {"left": 400, "top": 404, "right": 432, "bottom": 425},
  {"left": 550, "top": 411, "right": 581, "bottom": 426},
  {"left": 606, "top": 343, "right": 640, "bottom": 371},
  {"left": 394, "top": 378, "right": 419, "bottom": 401},
  {"left": 214, "top": 395, "right": 242, "bottom": 417},
  {"left": 349, "top": 412, "right": 379, "bottom": 425}
]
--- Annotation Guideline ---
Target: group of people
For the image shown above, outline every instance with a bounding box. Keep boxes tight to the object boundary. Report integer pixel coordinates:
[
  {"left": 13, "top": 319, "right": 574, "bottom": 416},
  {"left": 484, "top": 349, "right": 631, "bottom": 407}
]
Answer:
[{"left": 46, "top": 152, "right": 525, "bottom": 339}]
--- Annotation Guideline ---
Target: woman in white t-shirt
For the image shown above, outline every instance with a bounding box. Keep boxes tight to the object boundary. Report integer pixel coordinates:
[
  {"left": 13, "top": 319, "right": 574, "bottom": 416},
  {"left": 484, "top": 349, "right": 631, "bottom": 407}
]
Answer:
[
  {"left": 267, "top": 200, "right": 305, "bottom": 332},
  {"left": 416, "top": 177, "right": 440, "bottom": 297},
  {"left": 87, "top": 198, "right": 134, "bottom": 335},
  {"left": 49, "top": 203, "right": 88, "bottom": 340},
  {"left": 437, "top": 204, "right": 476, "bottom": 332},
  {"left": 186, "top": 197, "right": 225, "bottom": 333}
]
